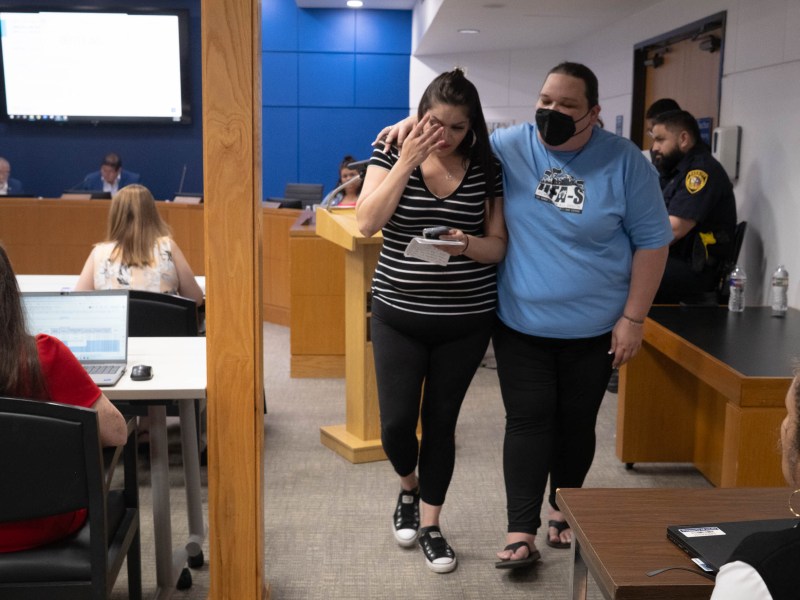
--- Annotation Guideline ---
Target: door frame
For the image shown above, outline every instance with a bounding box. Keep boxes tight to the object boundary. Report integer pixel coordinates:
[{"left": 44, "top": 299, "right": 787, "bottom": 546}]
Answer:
[{"left": 631, "top": 11, "right": 727, "bottom": 148}]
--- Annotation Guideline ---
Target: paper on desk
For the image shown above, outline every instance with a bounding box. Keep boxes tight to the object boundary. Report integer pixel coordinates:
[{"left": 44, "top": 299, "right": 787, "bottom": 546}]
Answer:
[{"left": 404, "top": 237, "right": 464, "bottom": 266}]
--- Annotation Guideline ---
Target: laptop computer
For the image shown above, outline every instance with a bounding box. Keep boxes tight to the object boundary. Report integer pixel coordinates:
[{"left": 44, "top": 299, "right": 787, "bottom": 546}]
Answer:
[
  {"left": 22, "top": 290, "right": 129, "bottom": 387},
  {"left": 667, "top": 518, "right": 798, "bottom": 572}
]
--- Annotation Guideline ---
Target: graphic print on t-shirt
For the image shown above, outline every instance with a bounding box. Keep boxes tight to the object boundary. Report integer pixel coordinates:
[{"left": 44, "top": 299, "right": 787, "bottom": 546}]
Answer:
[{"left": 534, "top": 168, "right": 585, "bottom": 213}]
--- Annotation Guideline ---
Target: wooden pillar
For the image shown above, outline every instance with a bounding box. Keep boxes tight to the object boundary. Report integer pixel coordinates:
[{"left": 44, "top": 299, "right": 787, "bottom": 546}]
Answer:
[{"left": 203, "top": 1, "right": 268, "bottom": 598}]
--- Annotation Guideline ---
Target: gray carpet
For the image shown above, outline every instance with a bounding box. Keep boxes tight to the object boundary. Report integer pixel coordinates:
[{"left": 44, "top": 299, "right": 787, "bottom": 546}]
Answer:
[{"left": 113, "top": 322, "right": 709, "bottom": 599}]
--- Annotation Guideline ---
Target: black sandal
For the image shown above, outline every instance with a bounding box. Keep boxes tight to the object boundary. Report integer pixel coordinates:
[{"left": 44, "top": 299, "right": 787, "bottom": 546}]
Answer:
[
  {"left": 546, "top": 519, "right": 572, "bottom": 549},
  {"left": 495, "top": 541, "right": 541, "bottom": 569}
]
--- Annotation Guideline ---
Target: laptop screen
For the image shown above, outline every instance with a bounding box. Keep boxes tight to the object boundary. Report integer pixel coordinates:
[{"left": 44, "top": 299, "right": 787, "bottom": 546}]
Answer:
[{"left": 21, "top": 291, "right": 129, "bottom": 363}]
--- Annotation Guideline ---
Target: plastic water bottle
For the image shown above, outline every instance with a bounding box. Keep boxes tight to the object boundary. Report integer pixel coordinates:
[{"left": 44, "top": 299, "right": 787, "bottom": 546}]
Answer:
[
  {"left": 771, "top": 264, "right": 789, "bottom": 317},
  {"left": 728, "top": 265, "right": 747, "bottom": 312}
]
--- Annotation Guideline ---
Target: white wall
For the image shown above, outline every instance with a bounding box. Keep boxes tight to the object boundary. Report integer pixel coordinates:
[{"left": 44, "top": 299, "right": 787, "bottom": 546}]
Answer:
[{"left": 410, "top": 0, "right": 800, "bottom": 306}]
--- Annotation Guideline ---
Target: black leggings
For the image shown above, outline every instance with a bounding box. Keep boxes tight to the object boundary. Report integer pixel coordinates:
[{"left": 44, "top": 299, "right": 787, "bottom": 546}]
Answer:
[
  {"left": 493, "top": 320, "right": 613, "bottom": 534},
  {"left": 371, "top": 300, "right": 494, "bottom": 506}
]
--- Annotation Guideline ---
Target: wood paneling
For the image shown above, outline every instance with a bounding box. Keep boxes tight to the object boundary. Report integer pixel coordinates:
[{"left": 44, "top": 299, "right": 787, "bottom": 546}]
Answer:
[
  {"left": 0, "top": 198, "right": 205, "bottom": 276},
  {"left": 289, "top": 225, "right": 346, "bottom": 377},
  {"left": 0, "top": 198, "right": 296, "bottom": 328},
  {"left": 203, "top": 0, "right": 268, "bottom": 597},
  {"left": 262, "top": 207, "right": 301, "bottom": 326}
]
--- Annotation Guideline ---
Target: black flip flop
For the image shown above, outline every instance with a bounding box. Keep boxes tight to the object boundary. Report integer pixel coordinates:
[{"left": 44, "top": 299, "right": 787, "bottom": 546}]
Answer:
[
  {"left": 494, "top": 541, "right": 541, "bottom": 569},
  {"left": 546, "top": 519, "right": 571, "bottom": 549}
]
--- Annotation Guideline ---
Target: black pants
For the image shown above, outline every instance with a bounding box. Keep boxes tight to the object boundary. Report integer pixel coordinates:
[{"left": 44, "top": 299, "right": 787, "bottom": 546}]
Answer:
[
  {"left": 493, "top": 320, "right": 613, "bottom": 534},
  {"left": 371, "top": 300, "right": 494, "bottom": 506}
]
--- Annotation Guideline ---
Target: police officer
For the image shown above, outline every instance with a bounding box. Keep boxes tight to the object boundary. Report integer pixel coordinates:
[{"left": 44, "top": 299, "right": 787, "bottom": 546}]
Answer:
[{"left": 650, "top": 109, "right": 737, "bottom": 303}]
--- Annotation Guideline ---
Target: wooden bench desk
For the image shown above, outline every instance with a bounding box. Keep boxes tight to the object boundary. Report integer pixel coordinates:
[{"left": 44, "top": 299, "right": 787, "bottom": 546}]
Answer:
[
  {"left": 617, "top": 306, "right": 798, "bottom": 487},
  {"left": 557, "top": 487, "right": 792, "bottom": 600}
]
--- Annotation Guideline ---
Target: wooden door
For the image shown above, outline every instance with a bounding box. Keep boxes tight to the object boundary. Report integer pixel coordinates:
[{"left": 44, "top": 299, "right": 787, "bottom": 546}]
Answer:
[{"left": 641, "top": 27, "right": 723, "bottom": 150}]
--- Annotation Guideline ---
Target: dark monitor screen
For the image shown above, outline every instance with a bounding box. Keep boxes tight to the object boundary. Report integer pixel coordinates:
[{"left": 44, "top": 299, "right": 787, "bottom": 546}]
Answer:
[
  {"left": 0, "top": 7, "right": 191, "bottom": 125},
  {"left": 62, "top": 190, "right": 112, "bottom": 200},
  {"left": 277, "top": 199, "right": 302, "bottom": 210}
]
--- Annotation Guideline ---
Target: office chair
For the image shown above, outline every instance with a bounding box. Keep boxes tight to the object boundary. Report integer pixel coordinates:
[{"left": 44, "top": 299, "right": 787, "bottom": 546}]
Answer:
[
  {"left": 128, "top": 290, "right": 199, "bottom": 337},
  {"left": 284, "top": 183, "right": 323, "bottom": 207},
  {"left": 715, "top": 220, "right": 747, "bottom": 303},
  {"left": 266, "top": 183, "right": 323, "bottom": 208},
  {"left": 0, "top": 396, "right": 141, "bottom": 600}
]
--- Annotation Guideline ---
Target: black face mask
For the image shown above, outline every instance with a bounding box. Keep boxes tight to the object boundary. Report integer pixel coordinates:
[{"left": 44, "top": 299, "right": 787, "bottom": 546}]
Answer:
[{"left": 535, "top": 108, "right": 591, "bottom": 146}]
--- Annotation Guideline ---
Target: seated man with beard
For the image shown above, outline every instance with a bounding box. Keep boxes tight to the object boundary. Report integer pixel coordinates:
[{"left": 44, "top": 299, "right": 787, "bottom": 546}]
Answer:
[{"left": 650, "top": 110, "right": 737, "bottom": 304}]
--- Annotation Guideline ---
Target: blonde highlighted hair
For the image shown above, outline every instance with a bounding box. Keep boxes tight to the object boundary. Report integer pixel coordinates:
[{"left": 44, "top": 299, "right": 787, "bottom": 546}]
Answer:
[{"left": 105, "top": 184, "right": 172, "bottom": 267}]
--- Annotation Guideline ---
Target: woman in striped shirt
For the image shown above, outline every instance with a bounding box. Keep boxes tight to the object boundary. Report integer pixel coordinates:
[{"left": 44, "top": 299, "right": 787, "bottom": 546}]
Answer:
[{"left": 357, "top": 68, "right": 507, "bottom": 574}]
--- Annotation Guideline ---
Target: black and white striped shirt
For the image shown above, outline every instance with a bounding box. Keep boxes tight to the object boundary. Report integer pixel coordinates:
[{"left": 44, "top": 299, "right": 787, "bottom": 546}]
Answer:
[{"left": 370, "top": 146, "right": 503, "bottom": 317}]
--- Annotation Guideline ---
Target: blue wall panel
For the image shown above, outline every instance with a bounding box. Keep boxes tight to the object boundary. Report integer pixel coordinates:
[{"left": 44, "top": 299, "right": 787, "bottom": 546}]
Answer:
[
  {"left": 298, "top": 107, "right": 409, "bottom": 193},
  {"left": 261, "top": 2, "right": 411, "bottom": 199},
  {"left": 298, "top": 54, "right": 355, "bottom": 107},
  {"left": 262, "top": 0, "right": 297, "bottom": 51},
  {"left": 298, "top": 9, "right": 355, "bottom": 53},
  {"left": 355, "top": 10, "right": 411, "bottom": 54},
  {"left": 263, "top": 53, "right": 298, "bottom": 106},
  {"left": 263, "top": 107, "right": 299, "bottom": 197},
  {"left": 355, "top": 54, "right": 410, "bottom": 108}
]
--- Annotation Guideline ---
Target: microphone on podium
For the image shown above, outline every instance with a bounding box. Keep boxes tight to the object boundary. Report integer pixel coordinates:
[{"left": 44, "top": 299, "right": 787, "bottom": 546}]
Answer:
[
  {"left": 345, "top": 158, "right": 370, "bottom": 174},
  {"left": 177, "top": 164, "right": 188, "bottom": 194}
]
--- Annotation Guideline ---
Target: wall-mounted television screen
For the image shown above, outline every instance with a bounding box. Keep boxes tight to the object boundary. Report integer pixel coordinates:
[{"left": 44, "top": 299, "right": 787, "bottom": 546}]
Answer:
[{"left": 0, "top": 8, "right": 191, "bottom": 124}]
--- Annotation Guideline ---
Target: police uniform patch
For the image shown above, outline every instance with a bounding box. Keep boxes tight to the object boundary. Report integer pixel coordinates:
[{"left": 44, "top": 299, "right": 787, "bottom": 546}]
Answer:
[{"left": 685, "top": 169, "right": 708, "bottom": 194}]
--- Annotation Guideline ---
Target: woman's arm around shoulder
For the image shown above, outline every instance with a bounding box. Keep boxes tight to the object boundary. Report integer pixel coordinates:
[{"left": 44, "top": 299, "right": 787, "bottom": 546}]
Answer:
[{"left": 170, "top": 240, "right": 205, "bottom": 306}]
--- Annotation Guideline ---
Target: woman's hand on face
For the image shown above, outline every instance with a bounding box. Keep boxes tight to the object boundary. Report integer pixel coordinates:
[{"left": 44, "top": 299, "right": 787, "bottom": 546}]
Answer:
[
  {"left": 397, "top": 115, "right": 443, "bottom": 170},
  {"left": 373, "top": 115, "right": 419, "bottom": 152}
]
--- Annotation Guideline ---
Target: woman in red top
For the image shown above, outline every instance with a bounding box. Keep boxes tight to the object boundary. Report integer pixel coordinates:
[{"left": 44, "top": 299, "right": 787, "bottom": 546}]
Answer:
[{"left": 0, "top": 243, "right": 128, "bottom": 552}]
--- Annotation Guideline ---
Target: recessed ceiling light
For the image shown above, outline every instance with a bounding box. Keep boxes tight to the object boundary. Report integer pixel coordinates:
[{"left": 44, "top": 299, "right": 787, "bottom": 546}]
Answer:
[
  {"left": 458, "top": 28, "right": 480, "bottom": 34},
  {"left": 347, "top": 0, "right": 363, "bottom": 7}
]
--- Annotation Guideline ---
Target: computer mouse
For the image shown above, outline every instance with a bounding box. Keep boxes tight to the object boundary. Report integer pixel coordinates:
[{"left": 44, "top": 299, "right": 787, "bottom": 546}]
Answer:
[{"left": 131, "top": 364, "right": 153, "bottom": 381}]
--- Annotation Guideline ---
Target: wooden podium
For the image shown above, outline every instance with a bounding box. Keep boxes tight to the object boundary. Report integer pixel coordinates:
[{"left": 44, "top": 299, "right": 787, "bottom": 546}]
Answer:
[{"left": 315, "top": 208, "right": 386, "bottom": 463}]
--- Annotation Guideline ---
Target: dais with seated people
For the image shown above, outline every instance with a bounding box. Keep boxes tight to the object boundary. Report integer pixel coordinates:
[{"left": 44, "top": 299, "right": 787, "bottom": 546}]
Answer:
[
  {"left": 0, "top": 156, "right": 24, "bottom": 196},
  {"left": 75, "top": 152, "right": 140, "bottom": 196}
]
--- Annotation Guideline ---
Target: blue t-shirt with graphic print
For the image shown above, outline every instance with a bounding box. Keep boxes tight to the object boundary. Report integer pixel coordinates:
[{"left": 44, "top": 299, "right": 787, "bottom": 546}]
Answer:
[{"left": 491, "top": 123, "right": 672, "bottom": 339}]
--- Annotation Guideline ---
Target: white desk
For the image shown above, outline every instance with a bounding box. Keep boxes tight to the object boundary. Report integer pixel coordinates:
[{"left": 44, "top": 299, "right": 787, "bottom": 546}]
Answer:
[
  {"left": 107, "top": 337, "right": 207, "bottom": 599},
  {"left": 16, "top": 274, "right": 206, "bottom": 293}
]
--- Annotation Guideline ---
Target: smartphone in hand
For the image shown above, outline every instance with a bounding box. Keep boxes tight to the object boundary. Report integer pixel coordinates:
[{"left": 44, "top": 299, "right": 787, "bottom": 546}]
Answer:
[{"left": 422, "top": 226, "right": 452, "bottom": 239}]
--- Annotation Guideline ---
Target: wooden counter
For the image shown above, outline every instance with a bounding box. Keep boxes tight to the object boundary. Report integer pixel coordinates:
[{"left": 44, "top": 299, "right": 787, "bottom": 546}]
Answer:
[
  {"left": 289, "top": 219, "right": 346, "bottom": 377},
  {"left": 0, "top": 197, "right": 301, "bottom": 325},
  {"left": 617, "top": 305, "right": 796, "bottom": 487},
  {"left": 0, "top": 197, "right": 204, "bottom": 274}
]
